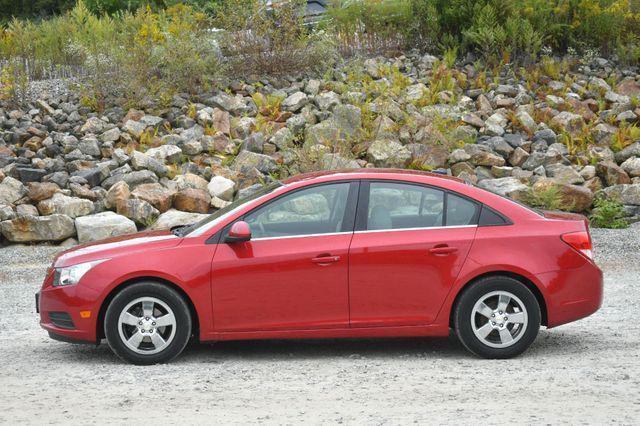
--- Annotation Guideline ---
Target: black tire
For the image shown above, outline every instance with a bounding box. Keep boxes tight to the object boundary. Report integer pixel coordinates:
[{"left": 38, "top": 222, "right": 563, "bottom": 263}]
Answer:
[
  {"left": 104, "top": 282, "right": 192, "bottom": 365},
  {"left": 454, "top": 276, "right": 541, "bottom": 359}
]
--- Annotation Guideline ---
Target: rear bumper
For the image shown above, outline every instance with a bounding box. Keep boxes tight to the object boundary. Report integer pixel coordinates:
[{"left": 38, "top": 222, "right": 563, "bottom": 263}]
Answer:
[
  {"left": 541, "top": 260, "right": 604, "bottom": 328},
  {"left": 38, "top": 284, "right": 101, "bottom": 344}
]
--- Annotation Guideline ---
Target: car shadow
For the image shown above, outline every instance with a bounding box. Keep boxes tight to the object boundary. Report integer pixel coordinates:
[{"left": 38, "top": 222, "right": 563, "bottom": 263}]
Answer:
[{"left": 45, "top": 328, "right": 602, "bottom": 365}]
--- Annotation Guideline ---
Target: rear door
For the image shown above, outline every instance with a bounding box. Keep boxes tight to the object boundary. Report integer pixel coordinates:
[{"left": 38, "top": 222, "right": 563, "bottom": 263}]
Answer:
[{"left": 348, "top": 180, "right": 478, "bottom": 327}]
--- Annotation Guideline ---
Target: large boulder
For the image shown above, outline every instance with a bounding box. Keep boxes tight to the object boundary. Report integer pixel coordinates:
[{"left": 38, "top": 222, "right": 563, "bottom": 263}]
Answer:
[
  {"left": 1, "top": 214, "right": 75, "bottom": 242},
  {"left": 406, "top": 144, "right": 449, "bottom": 169},
  {"left": 173, "top": 173, "right": 209, "bottom": 192},
  {"left": 131, "top": 183, "right": 175, "bottom": 213},
  {"left": 621, "top": 157, "right": 640, "bottom": 178},
  {"left": 545, "top": 164, "right": 584, "bottom": 185},
  {"left": 173, "top": 188, "right": 211, "bottom": 213},
  {"left": 207, "top": 176, "right": 236, "bottom": 201},
  {"left": 477, "top": 177, "right": 528, "bottom": 197},
  {"left": 601, "top": 184, "right": 640, "bottom": 205},
  {"left": 615, "top": 142, "right": 640, "bottom": 163},
  {"left": 366, "top": 140, "right": 411, "bottom": 168},
  {"left": 149, "top": 209, "right": 209, "bottom": 230},
  {"left": 27, "top": 182, "right": 59, "bottom": 202},
  {"left": 0, "top": 177, "right": 27, "bottom": 205},
  {"left": 75, "top": 212, "right": 137, "bottom": 243},
  {"left": 282, "top": 92, "right": 308, "bottom": 112},
  {"left": 232, "top": 151, "right": 277, "bottom": 174},
  {"left": 596, "top": 161, "right": 631, "bottom": 186},
  {"left": 37, "top": 193, "right": 94, "bottom": 218},
  {"left": 105, "top": 181, "right": 131, "bottom": 210},
  {"left": 333, "top": 104, "right": 362, "bottom": 139},
  {"left": 116, "top": 198, "right": 160, "bottom": 226}
]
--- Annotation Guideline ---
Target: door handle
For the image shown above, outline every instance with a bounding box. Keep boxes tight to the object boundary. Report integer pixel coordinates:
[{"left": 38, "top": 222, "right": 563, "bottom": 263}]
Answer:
[
  {"left": 429, "top": 245, "right": 458, "bottom": 255},
  {"left": 311, "top": 255, "right": 341, "bottom": 264}
]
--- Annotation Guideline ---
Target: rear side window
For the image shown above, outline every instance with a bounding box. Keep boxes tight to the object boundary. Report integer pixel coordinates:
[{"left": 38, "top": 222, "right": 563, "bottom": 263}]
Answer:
[
  {"left": 367, "top": 182, "right": 444, "bottom": 230},
  {"left": 446, "top": 194, "right": 479, "bottom": 226}
]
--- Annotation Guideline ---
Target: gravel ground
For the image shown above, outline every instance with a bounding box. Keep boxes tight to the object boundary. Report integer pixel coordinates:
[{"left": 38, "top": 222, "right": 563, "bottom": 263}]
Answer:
[{"left": 0, "top": 228, "right": 639, "bottom": 424}]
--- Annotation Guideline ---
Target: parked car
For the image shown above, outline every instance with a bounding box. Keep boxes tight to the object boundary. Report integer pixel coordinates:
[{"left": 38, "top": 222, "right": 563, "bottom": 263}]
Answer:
[{"left": 36, "top": 169, "right": 603, "bottom": 364}]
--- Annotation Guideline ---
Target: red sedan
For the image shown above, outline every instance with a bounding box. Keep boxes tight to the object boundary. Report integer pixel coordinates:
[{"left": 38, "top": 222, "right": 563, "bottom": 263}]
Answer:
[{"left": 37, "top": 169, "right": 603, "bottom": 364}]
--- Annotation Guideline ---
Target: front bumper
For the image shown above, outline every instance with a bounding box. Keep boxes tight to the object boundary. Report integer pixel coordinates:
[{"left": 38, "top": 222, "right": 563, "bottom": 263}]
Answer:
[{"left": 38, "top": 282, "right": 101, "bottom": 344}]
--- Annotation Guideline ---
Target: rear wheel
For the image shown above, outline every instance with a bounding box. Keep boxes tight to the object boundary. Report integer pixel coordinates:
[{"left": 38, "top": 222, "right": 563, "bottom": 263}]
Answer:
[
  {"left": 104, "top": 282, "right": 191, "bottom": 365},
  {"left": 454, "top": 276, "right": 541, "bottom": 359}
]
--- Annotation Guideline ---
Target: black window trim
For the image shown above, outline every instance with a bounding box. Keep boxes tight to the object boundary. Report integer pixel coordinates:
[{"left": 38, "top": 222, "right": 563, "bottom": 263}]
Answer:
[{"left": 208, "top": 180, "right": 361, "bottom": 244}]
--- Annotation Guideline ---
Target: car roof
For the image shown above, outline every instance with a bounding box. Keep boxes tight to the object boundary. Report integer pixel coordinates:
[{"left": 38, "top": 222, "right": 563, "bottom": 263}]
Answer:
[{"left": 281, "top": 168, "right": 465, "bottom": 184}]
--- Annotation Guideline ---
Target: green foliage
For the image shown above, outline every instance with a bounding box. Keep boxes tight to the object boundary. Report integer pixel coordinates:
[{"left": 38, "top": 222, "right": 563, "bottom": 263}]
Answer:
[
  {"left": 590, "top": 197, "right": 628, "bottom": 229},
  {"left": 520, "top": 185, "right": 568, "bottom": 211},
  {"left": 215, "top": 0, "right": 335, "bottom": 76}
]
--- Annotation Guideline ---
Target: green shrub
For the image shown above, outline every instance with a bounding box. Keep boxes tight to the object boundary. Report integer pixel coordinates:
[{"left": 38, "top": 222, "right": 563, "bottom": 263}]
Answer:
[
  {"left": 590, "top": 197, "right": 628, "bottom": 229},
  {"left": 215, "top": 0, "right": 335, "bottom": 77}
]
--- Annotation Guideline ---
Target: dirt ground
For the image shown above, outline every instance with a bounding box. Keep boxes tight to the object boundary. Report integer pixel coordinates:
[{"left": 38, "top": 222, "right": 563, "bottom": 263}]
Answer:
[{"left": 1, "top": 228, "right": 639, "bottom": 424}]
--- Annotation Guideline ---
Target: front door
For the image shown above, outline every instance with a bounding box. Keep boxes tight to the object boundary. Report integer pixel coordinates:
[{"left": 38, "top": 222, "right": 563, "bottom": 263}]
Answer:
[
  {"left": 211, "top": 181, "right": 357, "bottom": 332},
  {"left": 348, "top": 181, "right": 478, "bottom": 327}
]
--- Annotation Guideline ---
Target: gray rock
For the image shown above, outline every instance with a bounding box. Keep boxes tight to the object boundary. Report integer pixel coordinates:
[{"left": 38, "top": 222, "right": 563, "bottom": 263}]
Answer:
[
  {"left": 550, "top": 111, "right": 584, "bottom": 135},
  {"left": 100, "top": 128, "right": 121, "bottom": 143},
  {"left": 1, "top": 214, "right": 75, "bottom": 242},
  {"left": 333, "top": 104, "right": 362, "bottom": 139},
  {"left": 16, "top": 204, "right": 39, "bottom": 217},
  {"left": 0, "top": 204, "right": 16, "bottom": 221},
  {"left": 209, "top": 93, "right": 251, "bottom": 115},
  {"left": 78, "top": 137, "right": 101, "bottom": 156},
  {"left": 207, "top": 176, "right": 236, "bottom": 201},
  {"left": 315, "top": 91, "right": 341, "bottom": 110},
  {"left": 318, "top": 153, "right": 361, "bottom": 170},
  {"left": 545, "top": 164, "right": 584, "bottom": 185},
  {"left": 366, "top": 140, "right": 411, "bottom": 168},
  {"left": 282, "top": 92, "right": 308, "bottom": 112},
  {"left": 173, "top": 173, "right": 209, "bottom": 192},
  {"left": 75, "top": 211, "right": 137, "bottom": 243},
  {"left": 37, "top": 193, "right": 94, "bottom": 218},
  {"left": 0, "top": 177, "right": 27, "bottom": 205},
  {"left": 601, "top": 184, "right": 640, "bottom": 205},
  {"left": 615, "top": 142, "right": 640, "bottom": 163},
  {"left": 80, "top": 117, "right": 108, "bottom": 134},
  {"left": 146, "top": 145, "right": 183, "bottom": 164},
  {"left": 149, "top": 208, "right": 208, "bottom": 231},
  {"left": 477, "top": 177, "right": 528, "bottom": 197},
  {"left": 464, "top": 144, "right": 505, "bottom": 167},
  {"left": 270, "top": 128, "right": 294, "bottom": 150},
  {"left": 621, "top": 157, "right": 640, "bottom": 177},
  {"left": 232, "top": 151, "right": 277, "bottom": 174},
  {"left": 131, "top": 151, "right": 168, "bottom": 177},
  {"left": 123, "top": 120, "right": 148, "bottom": 138},
  {"left": 116, "top": 198, "right": 159, "bottom": 226}
]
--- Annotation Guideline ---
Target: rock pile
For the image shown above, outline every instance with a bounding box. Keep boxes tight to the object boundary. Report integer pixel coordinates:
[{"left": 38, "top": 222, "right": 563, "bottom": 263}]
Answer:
[{"left": 1, "top": 52, "right": 639, "bottom": 244}]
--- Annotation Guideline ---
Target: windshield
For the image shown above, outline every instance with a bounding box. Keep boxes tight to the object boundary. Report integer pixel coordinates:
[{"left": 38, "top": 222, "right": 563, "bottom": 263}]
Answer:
[{"left": 180, "top": 181, "right": 284, "bottom": 237}]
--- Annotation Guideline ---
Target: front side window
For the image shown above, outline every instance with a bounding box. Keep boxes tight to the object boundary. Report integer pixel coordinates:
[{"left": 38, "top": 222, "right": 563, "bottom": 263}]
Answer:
[
  {"left": 244, "top": 183, "right": 351, "bottom": 239},
  {"left": 367, "top": 182, "right": 444, "bottom": 230}
]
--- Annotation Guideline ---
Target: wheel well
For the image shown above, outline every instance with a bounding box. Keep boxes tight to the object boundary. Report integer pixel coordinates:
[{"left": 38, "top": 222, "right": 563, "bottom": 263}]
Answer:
[
  {"left": 96, "top": 277, "right": 200, "bottom": 341},
  {"left": 449, "top": 271, "right": 548, "bottom": 327}
]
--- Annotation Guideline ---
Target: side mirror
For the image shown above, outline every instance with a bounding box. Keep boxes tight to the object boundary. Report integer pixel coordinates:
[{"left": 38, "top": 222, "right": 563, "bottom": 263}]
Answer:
[{"left": 225, "top": 221, "right": 252, "bottom": 243}]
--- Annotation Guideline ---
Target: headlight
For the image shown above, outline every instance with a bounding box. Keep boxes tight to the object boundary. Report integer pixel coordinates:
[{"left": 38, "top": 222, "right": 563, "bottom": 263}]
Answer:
[{"left": 53, "top": 259, "right": 108, "bottom": 287}]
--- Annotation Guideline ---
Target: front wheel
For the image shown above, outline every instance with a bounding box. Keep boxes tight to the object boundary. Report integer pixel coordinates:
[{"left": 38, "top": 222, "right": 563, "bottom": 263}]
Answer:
[
  {"left": 104, "top": 282, "right": 192, "bottom": 365},
  {"left": 454, "top": 276, "right": 541, "bottom": 359}
]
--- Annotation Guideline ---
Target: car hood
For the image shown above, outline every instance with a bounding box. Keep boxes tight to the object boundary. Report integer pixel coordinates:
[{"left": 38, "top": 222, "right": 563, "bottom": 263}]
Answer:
[{"left": 53, "top": 230, "right": 181, "bottom": 268}]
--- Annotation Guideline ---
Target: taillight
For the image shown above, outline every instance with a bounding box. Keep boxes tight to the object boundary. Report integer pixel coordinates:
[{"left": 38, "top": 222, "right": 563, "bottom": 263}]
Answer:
[{"left": 561, "top": 231, "right": 593, "bottom": 260}]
